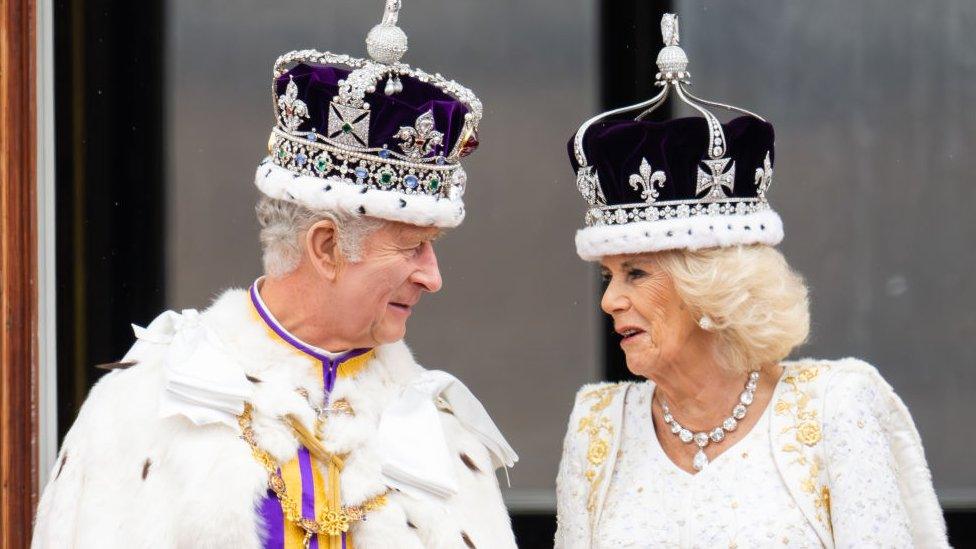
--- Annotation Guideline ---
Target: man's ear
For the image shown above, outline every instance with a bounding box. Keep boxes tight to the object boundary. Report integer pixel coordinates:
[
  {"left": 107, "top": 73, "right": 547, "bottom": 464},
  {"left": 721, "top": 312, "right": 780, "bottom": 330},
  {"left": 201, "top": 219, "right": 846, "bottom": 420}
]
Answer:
[{"left": 305, "top": 219, "right": 343, "bottom": 281}]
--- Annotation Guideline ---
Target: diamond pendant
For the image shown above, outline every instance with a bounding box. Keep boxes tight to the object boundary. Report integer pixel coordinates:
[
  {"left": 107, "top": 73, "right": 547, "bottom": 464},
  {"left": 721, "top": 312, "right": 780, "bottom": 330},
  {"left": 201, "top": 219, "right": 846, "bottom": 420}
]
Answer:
[
  {"left": 659, "top": 369, "right": 761, "bottom": 475},
  {"left": 693, "top": 449, "right": 709, "bottom": 471}
]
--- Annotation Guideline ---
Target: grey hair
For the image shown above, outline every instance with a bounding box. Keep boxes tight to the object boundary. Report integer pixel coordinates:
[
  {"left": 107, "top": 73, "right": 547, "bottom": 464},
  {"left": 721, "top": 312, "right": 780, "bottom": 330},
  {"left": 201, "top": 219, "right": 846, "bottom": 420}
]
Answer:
[{"left": 256, "top": 196, "right": 384, "bottom": 277}]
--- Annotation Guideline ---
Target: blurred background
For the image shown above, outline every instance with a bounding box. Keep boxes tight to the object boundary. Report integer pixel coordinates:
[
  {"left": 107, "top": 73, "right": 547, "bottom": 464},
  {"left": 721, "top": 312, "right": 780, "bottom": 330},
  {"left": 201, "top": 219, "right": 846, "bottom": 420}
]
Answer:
[{"left": 51, "top": 0, "right": 975, "bottom": 545}]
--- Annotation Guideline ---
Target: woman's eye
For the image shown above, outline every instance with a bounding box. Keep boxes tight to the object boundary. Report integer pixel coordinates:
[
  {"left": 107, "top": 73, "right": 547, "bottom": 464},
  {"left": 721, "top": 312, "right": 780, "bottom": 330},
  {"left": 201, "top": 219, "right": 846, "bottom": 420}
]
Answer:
[
  {"left": 628, "top": 269, "right": 647, "bottom": 280},
  {"left": 600, "top": 272, "right": 612, "bottom": 283}
]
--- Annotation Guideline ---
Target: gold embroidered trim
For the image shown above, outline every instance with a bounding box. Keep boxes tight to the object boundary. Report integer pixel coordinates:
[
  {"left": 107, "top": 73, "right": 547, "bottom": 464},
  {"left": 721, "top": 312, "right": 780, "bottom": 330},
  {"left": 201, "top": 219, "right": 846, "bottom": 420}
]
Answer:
[
  {"left": 774, "top": 366, "right": 832, "bottom": 531},
  {"left": 329, "top": 399, "right": 354, "bottom": 416},
  {"left": 238, "top": 404, "right": 389, "bottom": 542},
  {"left": 576, "top": 384, "right": 623, "bottom": 512}
]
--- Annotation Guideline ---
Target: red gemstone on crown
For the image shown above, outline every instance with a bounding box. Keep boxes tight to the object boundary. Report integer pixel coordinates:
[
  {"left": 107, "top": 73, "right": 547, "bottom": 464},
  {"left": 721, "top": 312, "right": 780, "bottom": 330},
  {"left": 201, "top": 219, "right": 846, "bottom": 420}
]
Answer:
[{"left": 458, "top": 131, "right": 479, "bottom": 157}]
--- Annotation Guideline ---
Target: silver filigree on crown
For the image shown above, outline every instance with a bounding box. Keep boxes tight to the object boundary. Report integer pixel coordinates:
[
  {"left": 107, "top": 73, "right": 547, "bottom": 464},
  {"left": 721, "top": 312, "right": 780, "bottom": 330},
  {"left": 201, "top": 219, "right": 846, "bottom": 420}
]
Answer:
[
  {"left": 656, "top": 14, "right": 689, "bottom": 76},
  {"left": 365, "top": 0, "right": 408, "bottom": 66},
  {"left": 327, "top": 102, "right": 370, "bottom": 147},
  {"left": 278, "top": 76, "right": 310, "bottom": 133},
  {"left": 267, "top": 0, "right": 482, "bottom": 201},
  {"left": 629, "top": 158, "right": 667, "bottom": 202},
  {"left": 395, "top": 110, "right": 444, "bottom": 158},
  {"left": 696, "top": 158, "right": 736, "bottom": 201},
  {"left": 576, "top": 166, "right": 606, "bottom": 207},
  {"left": 571, "top": 13, "right": 774, "bottom": 228},
  {"left": 755, "top": 152, "right": 773, "bottom": 200}
]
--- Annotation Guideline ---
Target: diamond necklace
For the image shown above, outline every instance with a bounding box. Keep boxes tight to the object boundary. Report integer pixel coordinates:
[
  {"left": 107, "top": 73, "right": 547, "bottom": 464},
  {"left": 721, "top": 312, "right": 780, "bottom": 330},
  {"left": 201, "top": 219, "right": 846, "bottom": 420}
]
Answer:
[{"left": 659, "top": 370, "right": 760, "bottom": 472}]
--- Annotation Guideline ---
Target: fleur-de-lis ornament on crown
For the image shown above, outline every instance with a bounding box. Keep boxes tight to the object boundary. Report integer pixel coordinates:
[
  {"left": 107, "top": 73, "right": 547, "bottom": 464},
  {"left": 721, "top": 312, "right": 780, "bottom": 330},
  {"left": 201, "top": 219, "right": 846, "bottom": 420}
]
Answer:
[
  {"left": 395, "top": 110, "right": 444, "bottom": 158},
  {"left": 576, "top": 166, "right": 606, "bottom": 206},
  {"left": 278, "top": 76, "right": 309, "bottom": 133},
  {"left": 629, "top": 158, "right": 667, "bottom": 202},
  {"left": 754, "top": 151, "right": 773, "bottom": 200}
]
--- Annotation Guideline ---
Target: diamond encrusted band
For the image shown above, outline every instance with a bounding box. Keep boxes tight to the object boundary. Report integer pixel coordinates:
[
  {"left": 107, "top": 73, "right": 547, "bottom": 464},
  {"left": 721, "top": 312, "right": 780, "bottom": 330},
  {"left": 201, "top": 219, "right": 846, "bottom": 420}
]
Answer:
[
  {"left": 269, "top": 128, "right": 466, "bottom": 200},
  {"left": 585, "top": 198, "right": 769, "bottom": 227}
]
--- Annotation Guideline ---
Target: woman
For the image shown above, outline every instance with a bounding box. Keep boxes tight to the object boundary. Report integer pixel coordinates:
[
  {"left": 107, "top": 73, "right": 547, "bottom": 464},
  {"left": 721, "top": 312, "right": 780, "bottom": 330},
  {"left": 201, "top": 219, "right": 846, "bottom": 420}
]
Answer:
[{"left": 555, "top": 14, "right": 947, "bottom": 549}]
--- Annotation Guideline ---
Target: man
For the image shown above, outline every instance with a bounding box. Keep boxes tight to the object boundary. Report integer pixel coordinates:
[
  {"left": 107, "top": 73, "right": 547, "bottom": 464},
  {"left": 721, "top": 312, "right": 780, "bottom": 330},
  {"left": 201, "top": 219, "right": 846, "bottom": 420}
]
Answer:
[{"left": 32, "top": 2, "right": 517, "bottom": 547}]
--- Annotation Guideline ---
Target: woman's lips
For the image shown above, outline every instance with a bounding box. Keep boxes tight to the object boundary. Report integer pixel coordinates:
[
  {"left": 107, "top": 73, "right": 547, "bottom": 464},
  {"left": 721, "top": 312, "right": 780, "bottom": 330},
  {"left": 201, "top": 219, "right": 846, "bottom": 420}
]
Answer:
[{"left": 616, "top": 327, "right": 647, "bottom": 346}]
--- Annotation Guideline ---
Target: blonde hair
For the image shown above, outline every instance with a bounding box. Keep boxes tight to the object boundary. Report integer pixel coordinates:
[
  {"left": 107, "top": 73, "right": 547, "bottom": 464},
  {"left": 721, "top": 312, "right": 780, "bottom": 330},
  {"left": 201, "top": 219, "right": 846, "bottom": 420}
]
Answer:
[{"left": 655, "top": 245, "right": 810, "bottom": 374}]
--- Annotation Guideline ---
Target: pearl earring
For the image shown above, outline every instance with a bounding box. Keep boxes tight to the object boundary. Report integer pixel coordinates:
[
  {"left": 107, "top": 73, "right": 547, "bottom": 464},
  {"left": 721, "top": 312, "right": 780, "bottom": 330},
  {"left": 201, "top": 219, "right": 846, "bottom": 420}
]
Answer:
[{"left": 698, "top": 315, "right": 714, "bottom": 331}]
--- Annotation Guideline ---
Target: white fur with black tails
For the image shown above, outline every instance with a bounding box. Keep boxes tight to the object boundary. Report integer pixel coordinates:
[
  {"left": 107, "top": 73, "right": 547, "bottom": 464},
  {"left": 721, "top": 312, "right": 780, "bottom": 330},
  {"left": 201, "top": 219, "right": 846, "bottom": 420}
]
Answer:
[
  {"left": 575, "top": 209, "right": 784, "bottom": 260},
  {"left": 32, "top": 289, "right": 515, "bottom": 549}
]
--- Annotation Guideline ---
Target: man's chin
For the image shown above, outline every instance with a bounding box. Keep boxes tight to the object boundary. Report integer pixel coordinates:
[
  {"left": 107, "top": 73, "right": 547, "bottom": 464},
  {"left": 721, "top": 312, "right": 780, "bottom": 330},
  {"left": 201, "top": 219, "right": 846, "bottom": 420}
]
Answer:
[{"left": 372, "top": 323, "right": 408, "bottom": 346}]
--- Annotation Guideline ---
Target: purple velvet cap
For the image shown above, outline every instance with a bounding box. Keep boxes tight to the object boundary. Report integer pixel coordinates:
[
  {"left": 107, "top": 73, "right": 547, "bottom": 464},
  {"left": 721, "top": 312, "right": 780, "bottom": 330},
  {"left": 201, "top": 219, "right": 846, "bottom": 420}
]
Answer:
[
  {"left": 568, "top": 115, "right": 775, "bottom": 207},
  {"left": 276, "top": 62, "right": 472, "bottom": 158}
]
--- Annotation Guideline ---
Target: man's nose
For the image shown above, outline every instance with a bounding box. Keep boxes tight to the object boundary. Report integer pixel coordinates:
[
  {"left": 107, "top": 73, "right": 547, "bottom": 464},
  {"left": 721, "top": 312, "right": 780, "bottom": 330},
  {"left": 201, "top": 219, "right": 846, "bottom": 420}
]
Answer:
[{"left": 412, "top": 241, "right": 442, "bottom": 293}]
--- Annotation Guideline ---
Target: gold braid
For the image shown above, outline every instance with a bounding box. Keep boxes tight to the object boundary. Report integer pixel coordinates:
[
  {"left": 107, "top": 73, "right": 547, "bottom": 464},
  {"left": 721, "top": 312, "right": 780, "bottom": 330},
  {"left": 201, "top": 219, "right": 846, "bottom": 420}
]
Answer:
[{"left": 238, "top": 404, "right": 389, "bottom": 546}]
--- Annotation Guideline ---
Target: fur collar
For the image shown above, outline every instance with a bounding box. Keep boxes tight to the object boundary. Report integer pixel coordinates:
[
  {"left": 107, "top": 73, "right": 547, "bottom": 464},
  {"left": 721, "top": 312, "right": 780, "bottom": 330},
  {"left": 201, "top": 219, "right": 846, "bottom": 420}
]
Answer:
[{"left": 32, "top": 289, "right": 517, "bottom": 549}]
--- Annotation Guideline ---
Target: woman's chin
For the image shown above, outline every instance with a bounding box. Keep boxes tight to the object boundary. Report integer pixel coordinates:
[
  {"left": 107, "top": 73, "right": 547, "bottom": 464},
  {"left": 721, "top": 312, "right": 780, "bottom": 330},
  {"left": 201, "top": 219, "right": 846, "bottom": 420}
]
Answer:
[{"left": 622, "top": 346, "right": 658, "bottom": 378}]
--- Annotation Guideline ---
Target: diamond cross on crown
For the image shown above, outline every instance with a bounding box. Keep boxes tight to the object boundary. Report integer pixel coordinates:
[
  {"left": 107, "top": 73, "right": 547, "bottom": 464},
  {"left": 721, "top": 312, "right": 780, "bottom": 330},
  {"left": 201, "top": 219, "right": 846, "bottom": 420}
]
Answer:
[{"left": 696, "top": 157, "right": 736, "bottom": 201}]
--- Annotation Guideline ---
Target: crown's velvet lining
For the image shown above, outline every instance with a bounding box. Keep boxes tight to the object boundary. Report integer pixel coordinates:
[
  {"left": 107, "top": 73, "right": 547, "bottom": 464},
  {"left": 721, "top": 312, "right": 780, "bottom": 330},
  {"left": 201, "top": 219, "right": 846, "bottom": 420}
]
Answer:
[
  {"left": 277, "top": 63, "right": 470, "bottom": 156},
  {"left": 568, "top": 115, "right": 775, "bottom": 205}
]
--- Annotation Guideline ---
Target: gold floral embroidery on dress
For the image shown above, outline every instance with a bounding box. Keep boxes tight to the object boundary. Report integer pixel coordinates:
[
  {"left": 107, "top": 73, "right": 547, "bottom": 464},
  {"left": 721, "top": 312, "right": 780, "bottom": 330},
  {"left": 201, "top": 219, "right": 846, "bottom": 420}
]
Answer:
[
  {"left": 774, "top": 366, "right": 832, "bottom": 531},
  {"left": 576, "top": 384, "right": 623, "bottom": 512}
]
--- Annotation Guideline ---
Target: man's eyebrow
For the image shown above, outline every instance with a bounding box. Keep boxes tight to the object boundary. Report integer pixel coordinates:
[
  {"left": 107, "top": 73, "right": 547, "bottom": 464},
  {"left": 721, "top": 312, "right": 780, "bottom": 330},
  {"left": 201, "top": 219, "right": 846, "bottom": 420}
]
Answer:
[{"left": 397, "top": 229, "right": 442, "bottom": 245}]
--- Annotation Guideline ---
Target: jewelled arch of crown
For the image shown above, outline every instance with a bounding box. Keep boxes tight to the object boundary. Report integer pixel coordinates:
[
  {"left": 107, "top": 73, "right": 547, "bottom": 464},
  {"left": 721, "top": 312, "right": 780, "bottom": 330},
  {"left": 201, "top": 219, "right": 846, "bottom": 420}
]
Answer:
[
  {"left": 572, "top": 13, "right": 775, "bottom": 227},
  {"left": 268, "top": 0, "right": 483, "bottom": 201}
]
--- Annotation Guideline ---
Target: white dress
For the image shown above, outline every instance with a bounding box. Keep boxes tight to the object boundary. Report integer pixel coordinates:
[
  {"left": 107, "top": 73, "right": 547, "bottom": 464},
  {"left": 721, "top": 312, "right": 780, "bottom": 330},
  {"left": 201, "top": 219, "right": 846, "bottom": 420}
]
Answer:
[
  {"left": 597, "top": 382, "right": 826, "bottom": 548},
  {"left": 555, "top": 359, "right": 948, "bottom": 549}
]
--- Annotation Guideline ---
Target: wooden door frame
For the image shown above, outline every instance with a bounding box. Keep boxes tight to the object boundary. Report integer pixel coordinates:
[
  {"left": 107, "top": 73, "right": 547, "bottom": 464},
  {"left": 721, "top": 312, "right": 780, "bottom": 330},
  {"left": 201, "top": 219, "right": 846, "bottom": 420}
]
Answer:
[{"left": 1, "top": 0, "right": 40, "bottom": 545}]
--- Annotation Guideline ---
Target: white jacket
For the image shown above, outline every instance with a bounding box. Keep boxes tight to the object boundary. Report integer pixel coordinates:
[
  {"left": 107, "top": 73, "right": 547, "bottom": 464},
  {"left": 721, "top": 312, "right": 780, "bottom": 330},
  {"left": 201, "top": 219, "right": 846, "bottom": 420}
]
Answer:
[
  {"left": 555, "top": 358, "right": 948, "bottom": 548},
  {"left": 32, "top": 289, "right": 517, "bottom": 549}
]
